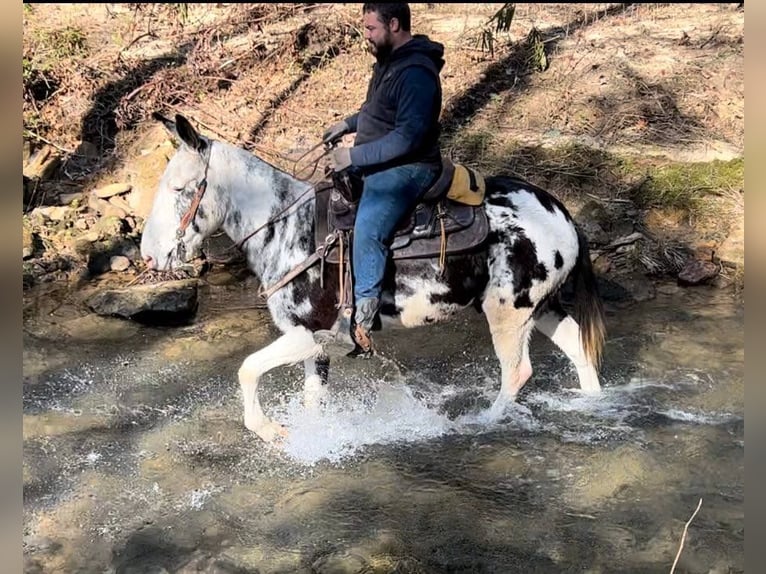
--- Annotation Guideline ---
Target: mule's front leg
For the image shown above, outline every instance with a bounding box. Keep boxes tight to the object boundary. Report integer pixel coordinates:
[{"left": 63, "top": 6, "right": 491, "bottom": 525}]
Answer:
[
  {"left": 302, "top": 355, "right": 329, "bottom": 412},
  {"left": 238, "top": 328, "right": 322, "bottom": 442}
]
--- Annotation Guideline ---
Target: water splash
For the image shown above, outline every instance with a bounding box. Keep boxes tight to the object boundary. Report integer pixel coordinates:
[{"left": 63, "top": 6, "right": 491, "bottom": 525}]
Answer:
[
  {"left": 278, "top": 380, "right": 456, "bottom": 465},
  {"left": 274, "top": 368, "right": 741, "bottom": 465}
]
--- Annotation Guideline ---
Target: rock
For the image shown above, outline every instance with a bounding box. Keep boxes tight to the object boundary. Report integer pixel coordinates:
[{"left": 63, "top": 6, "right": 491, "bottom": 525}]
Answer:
[
  {"left": 89, "top": 194, "right": 128, "bottom": 219},
  {"left": 113, "top": 126, "right": 175, "bottom": 218},
  {"left": 604, "top": 232, "right": 645, "bottom": 251},
  {"left": 312, "top": 552, "right": 368, "bottom": 574},
  {"left": 23, "top": 144, "right": 61, "bottom": 180},
  {"left": 592, "top": 253, "right": 612, "bottom": 275},
  {"left": 85, "top": 279, "right": 199, "bottom": 325},
  {"left": 58, "top": 192, "right": 83, "bottom": 206},
  {"left": 86, "top": 240, "right": 140, "bottom": 275},
  {"left": 110, "top": 256, "right": 131, "bottom": 271},
  {"left": 93, "top": 215, "right": 127, "bottom": 238},
  {"left": 589, "top": 275, "right": 655, "bottom": 305},
  {"left": 579, "top": 219, "right": 610, "bottom": 246},
  {"left": 36, "top": 205, "right": 70, "bottom": 221},
  {"left": 74, "top": 140, "right": 99, "bottom": 158},
  {"left": 677, "top": 259, "right": 718, "bottom": 286},
  {"left": 577, "top": 200, "right": 611, "bottom": 228},
  {"left": 23, "top": 223, "right": 36, "bottom": 260},
  {"left": 656, "top": 283, "right": 682, "bottom": 296},
  {"left": 176, "top": 553, "right": 252, "bottom": 574},
  {"left": 205, "top": 270, "right": 238, "bottom": 286},
  {"left": 93, "top": 182, "right": 131, "bottom": 198},
  {"left": 80, "top": 231, "right": 101, "bottom": 243},
  {"left": 109, "top": 194, "right": 133, "bottom": 214},
  {"left": 74, "top": 218, "right": 89, "bottom": 231},
  {"left": 104, "top": 204, "right": 128, "bottom": 220}
]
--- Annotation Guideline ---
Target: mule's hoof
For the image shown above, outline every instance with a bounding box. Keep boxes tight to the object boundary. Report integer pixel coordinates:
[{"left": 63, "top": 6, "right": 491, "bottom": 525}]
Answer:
[
  {"left": 314, "top": 329, "right": 356, "bottom": 359},
  {"left": 247, "top": 419, "right": 289, "bottom": 443}
]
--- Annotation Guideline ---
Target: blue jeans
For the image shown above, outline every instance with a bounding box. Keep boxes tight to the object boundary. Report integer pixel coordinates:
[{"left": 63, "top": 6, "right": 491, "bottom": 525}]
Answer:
[{"left": 353, "top": 163, "right": 439, "bottom": 301}]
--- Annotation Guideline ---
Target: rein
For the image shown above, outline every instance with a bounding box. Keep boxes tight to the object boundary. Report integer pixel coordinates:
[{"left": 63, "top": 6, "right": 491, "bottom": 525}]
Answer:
[
  {"left": 230, "top": 142, "right": 340, "bottom": 301},
  {"left": 235, "top": 142, "right": 333, "bottom": 252},
  {"left": 170, "top": 138, "right": 342, "bottom": 302}
]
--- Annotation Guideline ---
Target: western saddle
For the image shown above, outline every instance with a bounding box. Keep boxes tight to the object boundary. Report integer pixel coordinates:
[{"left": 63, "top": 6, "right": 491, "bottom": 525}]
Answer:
[{"left": 314, "top": 157, "right": 489, "bottom": 271}]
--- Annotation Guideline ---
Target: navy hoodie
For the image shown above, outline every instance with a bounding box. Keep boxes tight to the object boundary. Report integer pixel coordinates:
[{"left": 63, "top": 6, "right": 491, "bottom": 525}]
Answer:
[{"left": 346, "top": 35, "right": 445, "bottom": 173}]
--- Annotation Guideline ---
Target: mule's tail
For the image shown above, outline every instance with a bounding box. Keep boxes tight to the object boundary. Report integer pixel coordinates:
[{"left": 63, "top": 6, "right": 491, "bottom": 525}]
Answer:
[{"left": 572, "top": 227, "right": 606, "bottom": 369}]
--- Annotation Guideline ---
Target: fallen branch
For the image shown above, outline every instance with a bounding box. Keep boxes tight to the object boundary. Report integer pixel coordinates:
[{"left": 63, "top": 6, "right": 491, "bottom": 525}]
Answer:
[
  {"left": 604, "top": 232, "right": 645, "bottom": 251},
  {"left": 121, "top": 31, "right": 158, "bottom": 54},
  {"left": 22, "top": 130, "right": 73, "bottom": 155},
  {"left": 585, "top": 192, "right": 635, "bottom": 204},
  {"left": 126, "top": 267, "right": 150, "bottom": 287},
  {"left": 670, "top": 498, "right": 703, "bottom": 574}
]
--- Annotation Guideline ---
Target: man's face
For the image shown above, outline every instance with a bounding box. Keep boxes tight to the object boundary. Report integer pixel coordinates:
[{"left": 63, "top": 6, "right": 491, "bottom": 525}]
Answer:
[{"left": 363, "top": 11, "right": 394, "bottom": 59}]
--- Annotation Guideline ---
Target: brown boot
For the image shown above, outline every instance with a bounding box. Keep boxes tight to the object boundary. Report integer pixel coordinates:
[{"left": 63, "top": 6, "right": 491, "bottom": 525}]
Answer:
[{"left": 351, "top": 297, "right": 379, "bottom": 357}]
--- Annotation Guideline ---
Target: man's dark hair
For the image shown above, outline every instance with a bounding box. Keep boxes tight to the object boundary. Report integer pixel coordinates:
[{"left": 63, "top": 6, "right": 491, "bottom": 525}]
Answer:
[{"left": 362, "top": 3, "right": 411, "bottom": 32}]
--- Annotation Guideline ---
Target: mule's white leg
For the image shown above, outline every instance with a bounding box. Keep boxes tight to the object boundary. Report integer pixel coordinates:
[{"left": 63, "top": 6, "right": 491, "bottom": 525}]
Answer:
[
  {"left": 535, "top": 310, "right": 601, "bottom": 394},
  {"left": 238, "top": 327, "right": 322, "bottom": 442},
  {"left": 483, "top": 294, "right": 535, "bottom": 419},
  {"left": 302, "top": 355, "right": 329, "bottom": 413}
]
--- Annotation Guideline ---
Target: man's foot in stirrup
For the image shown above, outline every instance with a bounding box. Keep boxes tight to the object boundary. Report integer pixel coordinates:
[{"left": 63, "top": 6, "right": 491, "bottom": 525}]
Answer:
[
  {"left": 350, "top": 296, "right": 378, "bottom": 358},
  {"left": 350, "top": 323, "right": 374, "bottom": 358},
  {"left": 314, "top": 306, "right": 356, "bottom": 358}
]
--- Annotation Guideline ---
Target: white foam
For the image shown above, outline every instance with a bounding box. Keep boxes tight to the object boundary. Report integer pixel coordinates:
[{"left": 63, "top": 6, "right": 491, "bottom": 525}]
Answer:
[
  {"left": 278, "top": 381, "right": 456, "bottom": 465},
  {"left": 275, "top": 374, "right": 553, "bottom": 465}
]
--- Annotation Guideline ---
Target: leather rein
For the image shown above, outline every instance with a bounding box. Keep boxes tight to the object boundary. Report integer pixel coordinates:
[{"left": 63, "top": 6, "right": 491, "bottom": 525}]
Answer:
[{"left": 174, "top": 139, "right": 341, "bottom": 301}]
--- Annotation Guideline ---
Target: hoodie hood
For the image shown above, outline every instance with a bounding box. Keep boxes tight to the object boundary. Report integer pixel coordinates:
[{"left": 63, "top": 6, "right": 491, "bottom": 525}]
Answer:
[{"left": 387, "top": 34, "right": 445, "bottom": 72}]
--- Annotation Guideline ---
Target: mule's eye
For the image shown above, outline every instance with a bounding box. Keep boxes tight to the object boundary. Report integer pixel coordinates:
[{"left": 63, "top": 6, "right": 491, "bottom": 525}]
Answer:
[{"left": 171, "top": 185, "right": 186, "bottom": 192}]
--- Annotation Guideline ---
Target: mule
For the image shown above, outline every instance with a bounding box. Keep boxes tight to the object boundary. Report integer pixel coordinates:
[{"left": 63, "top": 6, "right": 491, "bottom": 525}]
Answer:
[{"left": 140, "top": 113, "right": 606, "bottom": 443}]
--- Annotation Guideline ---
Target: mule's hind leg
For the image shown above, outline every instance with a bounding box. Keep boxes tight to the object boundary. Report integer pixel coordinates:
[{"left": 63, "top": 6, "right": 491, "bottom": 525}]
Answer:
[
  {"left": 483, "top": 295, "right": 536, "bottom": 419},
  {"left": 535, "top": 302, "right": 601, "bottom": 394},
  {"left": 238, "top": 327, "right": 322, "bottom": 442}
]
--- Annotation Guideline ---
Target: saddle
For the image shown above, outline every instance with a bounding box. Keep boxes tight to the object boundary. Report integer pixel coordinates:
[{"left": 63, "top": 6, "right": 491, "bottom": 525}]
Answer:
[{"left": 314, "top": 157, "right": 490, "bottom": 266}]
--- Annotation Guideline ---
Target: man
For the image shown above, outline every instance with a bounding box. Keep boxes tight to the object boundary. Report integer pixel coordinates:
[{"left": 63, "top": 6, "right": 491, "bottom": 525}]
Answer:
[{"left": 314, "top": 3, "right": 445, "bottom": 358}]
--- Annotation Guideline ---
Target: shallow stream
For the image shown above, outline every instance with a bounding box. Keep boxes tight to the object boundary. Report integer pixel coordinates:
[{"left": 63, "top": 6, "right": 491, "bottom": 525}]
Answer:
[{"left": 23, "top": 281, "right": 744, "bottom": 573}]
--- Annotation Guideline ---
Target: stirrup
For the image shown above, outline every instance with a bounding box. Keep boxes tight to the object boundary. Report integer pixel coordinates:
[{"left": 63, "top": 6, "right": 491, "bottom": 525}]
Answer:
[{"left": 314, "top": 307, "right": 356, "bottom": 358}]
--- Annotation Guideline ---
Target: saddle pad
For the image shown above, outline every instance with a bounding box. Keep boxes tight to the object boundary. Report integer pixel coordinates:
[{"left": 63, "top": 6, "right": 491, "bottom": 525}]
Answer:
[{"left": 447, "top": 165, "right": 485, "bottom": 206}]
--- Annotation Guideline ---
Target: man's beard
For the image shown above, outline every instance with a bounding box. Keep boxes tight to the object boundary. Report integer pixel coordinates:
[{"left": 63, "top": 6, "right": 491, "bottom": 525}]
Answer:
[{"left": 370, "top": 34, "right": 393, "bottom": 61}]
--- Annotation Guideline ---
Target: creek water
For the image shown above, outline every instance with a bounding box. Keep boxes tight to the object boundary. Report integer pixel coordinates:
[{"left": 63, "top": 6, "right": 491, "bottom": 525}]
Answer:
[{"left": 22, "top": 280, "right": 744, "bottom": 573}]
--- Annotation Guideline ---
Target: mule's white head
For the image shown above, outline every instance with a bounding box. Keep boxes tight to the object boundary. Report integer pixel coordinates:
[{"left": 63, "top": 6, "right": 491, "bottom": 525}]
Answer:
[{"left": 140, "top": 113, "right": 224, "bottom": 271}]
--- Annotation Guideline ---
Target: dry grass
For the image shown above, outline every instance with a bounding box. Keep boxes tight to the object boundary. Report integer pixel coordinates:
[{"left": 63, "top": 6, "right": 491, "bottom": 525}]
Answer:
[
  {"left": 23, "top": 3, "right": 743, "bottom": 161},
  {"left": 22, "top": 3, "right": 745, "bottom": 285}
]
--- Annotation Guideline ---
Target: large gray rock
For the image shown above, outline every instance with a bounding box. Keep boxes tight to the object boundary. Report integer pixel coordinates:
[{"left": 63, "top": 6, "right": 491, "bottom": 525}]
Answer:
[{"left": 85, "top": 279, "right": 199, "bottom": 325}]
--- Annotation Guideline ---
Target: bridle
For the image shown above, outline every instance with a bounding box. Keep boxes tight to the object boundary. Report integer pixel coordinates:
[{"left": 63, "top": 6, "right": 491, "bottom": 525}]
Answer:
[
  {"left": 163, "top": 138, "right": 343, "bottom": 300},
  {"left": 169, "top": 143, "right": 213, "bottom": 265}
]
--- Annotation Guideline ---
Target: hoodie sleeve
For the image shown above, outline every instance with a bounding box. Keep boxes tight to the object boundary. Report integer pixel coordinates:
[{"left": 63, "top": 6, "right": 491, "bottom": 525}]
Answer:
[
  {"left": 349, "top": 66, "right": 439, "bottom": 168},
  {"left": 344, "top": 112, "right": 359, "bottom": 133}
]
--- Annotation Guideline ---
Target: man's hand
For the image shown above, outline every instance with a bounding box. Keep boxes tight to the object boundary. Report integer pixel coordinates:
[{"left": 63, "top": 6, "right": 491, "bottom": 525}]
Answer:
[
  {"left": 322, "top": 120, "right": 350, "bottom": 144},
  {"left": 330, "top": 147, "right": 352, "bottom": 172}
]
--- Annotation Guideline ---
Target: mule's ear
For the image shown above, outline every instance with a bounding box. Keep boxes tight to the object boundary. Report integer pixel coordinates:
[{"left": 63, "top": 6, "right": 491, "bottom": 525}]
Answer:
[
  {"left": 175, "top": 114, "right": 207, "bottom": 153},
  {"left": 152, "top": 111, "right": 178, "bottom": 138}
]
